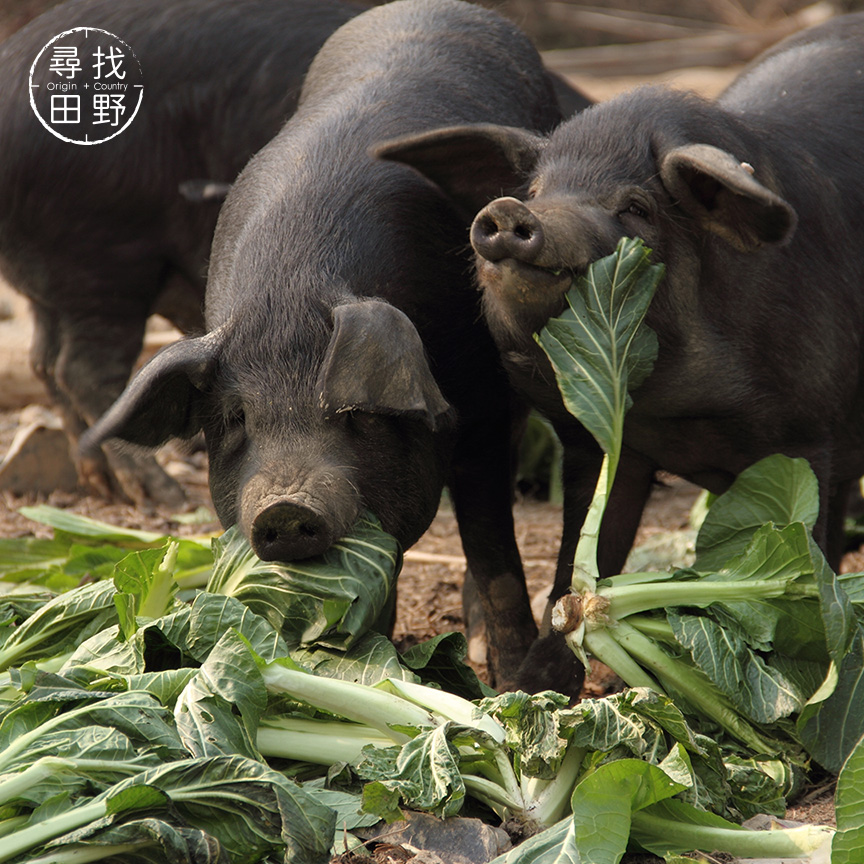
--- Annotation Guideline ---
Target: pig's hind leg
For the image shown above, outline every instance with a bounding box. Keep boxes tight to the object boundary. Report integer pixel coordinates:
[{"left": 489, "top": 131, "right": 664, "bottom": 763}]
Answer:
[{"left": 32, "top": 285, "right": 186, "bottom": 507}]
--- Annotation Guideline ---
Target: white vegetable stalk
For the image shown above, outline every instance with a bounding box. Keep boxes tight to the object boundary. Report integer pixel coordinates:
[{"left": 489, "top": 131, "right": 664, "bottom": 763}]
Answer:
[
  {"left": 0, "top": 756, "right": 145, "bottom": 809},
  {"left": 570, "top": 453, "right": 613, "bottom": 595},
  {"left": 256, "top": 717, "right": 394, "bottom": 765},
  {"left": 629, "top": 810, "right": 834, "bottom": 859},
  {"left": 461, "top": 774, "right": 523, "bottom": 817},
  {"left": 260, "top": 666, "right": 575, "bottom": 831},
  {"left": 260, "top": 661, "right": 435, "bottom": 743},
  {"left": 0, "top": 800, "right": 108, "bottom": 864},
  {"left": 378, "top": 677, "right": 506, "bottom": 743},
  {"left": 0, "top": 759, "right": 71, "bottom": 807},
  {"left": 592, "top": 576, "right": 812, "bottom": 623},
  {"left": 138, "top": 540, "right": 179, "bottom": 619},
  {"left": 521, "top": 742, "right": 587, "bottom": 827},
  {"left": 24, "top": 842, "right": 145, "bottom": 864},
  {"left": 595, "top": 619, "right": 777, "bottom": 754}
]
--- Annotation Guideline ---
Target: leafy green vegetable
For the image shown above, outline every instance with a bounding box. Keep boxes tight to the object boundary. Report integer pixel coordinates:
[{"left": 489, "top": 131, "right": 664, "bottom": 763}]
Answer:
[
  {"left": 113, "top": 543, "right": 181, "bottom": 640},
  {"left": 0, "top": 506, "right": 213, "bottom": 589},
  {"left": 833, "top": 731, "right": 864, "bottom": 861},
  {"left": 536, "top": 238, "right": 661, "bottom": 473},
  {"left": 0, "top": 756, "right": 336, "bottom": 864},
  {"left": 693, "top": 455, "right": 820, "bottom": 571},
  {"left": 0, "top": 580, "right": 118, "bottom": 671},
  {"left": 537, "top": 236, "right": 663, "bottom": 595},
  {"left": 207, "top": 516, "right": 400, "bottom": 649},
  {"left": 0, "top": 381, "right": 850, "bottom": 863}
]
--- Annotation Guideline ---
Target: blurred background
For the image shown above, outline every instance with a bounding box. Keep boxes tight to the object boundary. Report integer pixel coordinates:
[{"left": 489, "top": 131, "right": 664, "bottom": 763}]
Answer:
[{"left": 4, "top": 0, "right": 862, "bottom": 52}]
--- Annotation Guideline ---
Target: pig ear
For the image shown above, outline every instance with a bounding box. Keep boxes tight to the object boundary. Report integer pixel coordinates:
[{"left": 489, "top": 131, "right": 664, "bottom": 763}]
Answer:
[
  {"left": 81, "top": 332, "right": 222, "bottom": 453},
  {"left": 660, "top": 143, "right": 797, "bottom": 252},
  {"left": 372, "top": 124, "right": 545, "bottom": 219},
  {"left": 318, "top": 301, "right": 452, "bottom": 430}
]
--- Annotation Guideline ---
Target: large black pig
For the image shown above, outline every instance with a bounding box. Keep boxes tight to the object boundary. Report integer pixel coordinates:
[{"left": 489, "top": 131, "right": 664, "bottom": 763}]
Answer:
[
  {"left": 378, "top": 13, "right": 864, "bottom": 689},
  {"left": 84, "top": 0, "right": 591, "bottom": 692},
  {"left": 0, "top": 0, "right": 365, "bottom": 505}
]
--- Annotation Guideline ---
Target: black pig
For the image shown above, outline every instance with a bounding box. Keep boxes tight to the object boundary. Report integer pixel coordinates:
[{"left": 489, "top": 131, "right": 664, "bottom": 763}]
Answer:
[
  {"left": 0, "top": 0, "right": 365, "bottom": 504},
  {"left": 378, "top": 13, "right": 864, "bottom": 690},
  {"left": 84, "top": 0, "right": 589, "bottom": 692}
]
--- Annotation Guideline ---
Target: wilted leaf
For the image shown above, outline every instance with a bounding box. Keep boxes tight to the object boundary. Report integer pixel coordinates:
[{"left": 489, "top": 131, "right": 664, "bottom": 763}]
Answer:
[
  {"left": 356, "top": 724, "right": 465, "bottom": 818},
  {"left": 479, "top": 691, "right": 570, "bottom": 778}
]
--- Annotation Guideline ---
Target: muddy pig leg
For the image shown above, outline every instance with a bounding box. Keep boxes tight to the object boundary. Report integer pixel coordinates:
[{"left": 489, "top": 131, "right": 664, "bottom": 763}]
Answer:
[
  {"left": 516, "top": 440, "right": 655, "bottom": 698},
  {"left": 449, "top": 397, "right": 538, "bottom": 692}
]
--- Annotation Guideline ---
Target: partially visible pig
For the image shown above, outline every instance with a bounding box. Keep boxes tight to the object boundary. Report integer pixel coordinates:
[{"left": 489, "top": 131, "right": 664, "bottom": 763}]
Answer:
[
  {"left": 0, "top": 0, "right": 366, "bottom": 505},
  {"left": 84, "top": 0, "right": 587, "bottom": 693},
  {"left": 377, "top": 12, "right": 864, "bottom": 689}
]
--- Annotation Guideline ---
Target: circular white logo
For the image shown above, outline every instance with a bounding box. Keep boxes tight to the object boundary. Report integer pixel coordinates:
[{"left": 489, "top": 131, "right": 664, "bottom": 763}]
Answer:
[{"left": 29, "top": 27, "right": 144, "bottom": 145}]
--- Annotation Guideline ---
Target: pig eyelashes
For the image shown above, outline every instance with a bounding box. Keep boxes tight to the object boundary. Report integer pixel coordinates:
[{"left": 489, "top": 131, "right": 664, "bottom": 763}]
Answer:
[
  {"left": 623, "top": 201, "right": 650, "bottom": 220},
  {"left": 343, "top": 411, "right": 387, "bottom": 435}
]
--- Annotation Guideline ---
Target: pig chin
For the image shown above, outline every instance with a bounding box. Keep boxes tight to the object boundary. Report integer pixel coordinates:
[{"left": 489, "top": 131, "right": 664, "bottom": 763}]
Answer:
[
  {"left": 477, "top": 256, "right": 570, "bottom": 344},
  {"left": 238, "top": 470, "right": 360, "bottom": 562}
]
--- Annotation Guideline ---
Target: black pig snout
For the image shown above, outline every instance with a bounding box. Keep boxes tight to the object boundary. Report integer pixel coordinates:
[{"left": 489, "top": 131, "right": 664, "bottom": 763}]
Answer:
[
  {"left": 252, "top": 500, "right": 335, "bottom": 561},
  {"left": 471, "top": 197, "right": 545, "bottom": 264},
  {"left": 239, "top": 458, "right": 360, "bottom": 562}
]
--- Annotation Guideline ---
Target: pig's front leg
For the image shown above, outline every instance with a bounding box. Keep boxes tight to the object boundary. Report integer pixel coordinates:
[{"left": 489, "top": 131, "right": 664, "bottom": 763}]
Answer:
[{"left": 516, "top": 440, "right": 655, "bottom": 699}]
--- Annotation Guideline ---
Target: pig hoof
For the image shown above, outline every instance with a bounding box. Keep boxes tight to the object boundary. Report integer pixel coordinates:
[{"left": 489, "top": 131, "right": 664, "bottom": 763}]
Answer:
[
  {"left": 252, "top": 501, "right": 334, "bottom": 561},
  {"left": 515, "top": 634, "right": 585, "bottom": 702},
  {"left": 114, "top": 464, "right": 186, "bottom": 509},
  {"left": 78, "top": 455, "right": 119, "bottom": 501}
]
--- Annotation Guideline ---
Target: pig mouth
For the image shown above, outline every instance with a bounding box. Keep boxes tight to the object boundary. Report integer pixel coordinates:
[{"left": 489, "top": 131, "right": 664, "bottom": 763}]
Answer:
[
  {"left": 476, "top": 256, "right": 572, "bottom": 302},
  {"left": 478, "top": 256, "right": 574, "bottom": 342}
]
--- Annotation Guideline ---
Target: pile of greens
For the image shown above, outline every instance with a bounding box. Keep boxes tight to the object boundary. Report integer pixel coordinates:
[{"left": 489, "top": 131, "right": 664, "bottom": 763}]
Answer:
[
  {"left": 1, "top": 238, "right": 863, "bottom": 862},
  {"left": 0, "top": 506, "right": 846, "bottom": 862}
]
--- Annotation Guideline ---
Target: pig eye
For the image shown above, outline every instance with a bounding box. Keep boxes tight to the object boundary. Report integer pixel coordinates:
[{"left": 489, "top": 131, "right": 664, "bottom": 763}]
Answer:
[
  {"left": 225, "top": 405, "right": 245, "bottom": 428},
  {"left": 626, "top": 201, "right": 649, "bottom": 219},
  {"left": 346, "top": 411, "right": 383, "bottom": 433}
]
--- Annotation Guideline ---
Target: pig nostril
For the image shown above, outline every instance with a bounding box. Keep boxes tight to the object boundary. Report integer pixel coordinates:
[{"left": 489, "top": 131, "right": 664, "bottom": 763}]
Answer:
[
  {"left": 299, "top": 523, "right": 318, "bottom": 538},
  {"left": 513, "top": 224, "right": 534, "bottom": 241},
  {"left": 475, "top": 214, "right": 500, "bottom": 239}
]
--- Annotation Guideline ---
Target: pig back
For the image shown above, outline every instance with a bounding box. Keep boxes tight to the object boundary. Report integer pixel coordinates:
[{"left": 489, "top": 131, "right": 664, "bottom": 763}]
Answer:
[
  {"left": 0, "top": 0, "right": 364, "bottom": 296},
  {"left": 206, "top": 0, "right": 563, "bottom": 331},
  {"left": 299, "top": 0, "right": 561, "bottom": 135}
]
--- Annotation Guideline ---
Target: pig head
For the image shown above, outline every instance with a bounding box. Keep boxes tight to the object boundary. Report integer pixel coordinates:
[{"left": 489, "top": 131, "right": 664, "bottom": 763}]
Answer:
[{"left": 83, "top": 299, "right": 454, "bottom": 561}]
